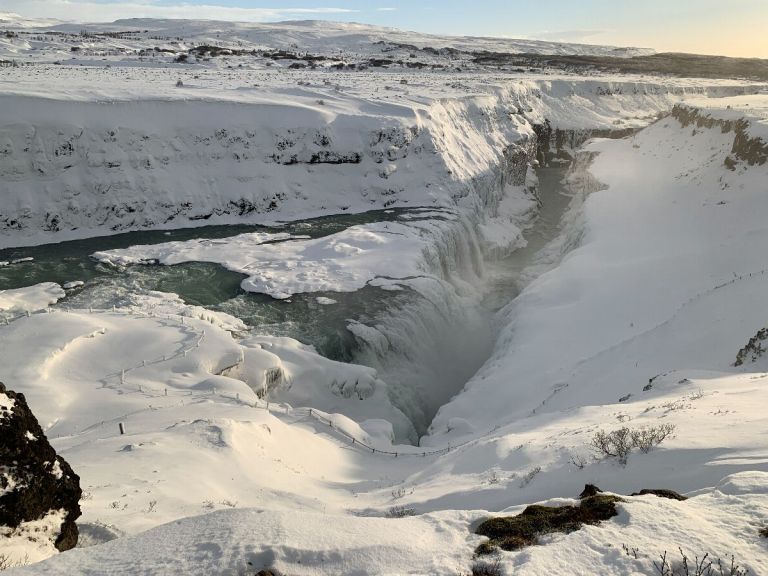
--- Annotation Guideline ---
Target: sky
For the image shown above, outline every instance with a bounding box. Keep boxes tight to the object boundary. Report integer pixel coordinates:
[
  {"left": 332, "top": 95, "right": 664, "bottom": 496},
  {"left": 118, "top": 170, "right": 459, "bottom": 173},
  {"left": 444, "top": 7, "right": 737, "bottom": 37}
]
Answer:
[{"left": 3, "top": 0, "right": 767, "bottom": 58}]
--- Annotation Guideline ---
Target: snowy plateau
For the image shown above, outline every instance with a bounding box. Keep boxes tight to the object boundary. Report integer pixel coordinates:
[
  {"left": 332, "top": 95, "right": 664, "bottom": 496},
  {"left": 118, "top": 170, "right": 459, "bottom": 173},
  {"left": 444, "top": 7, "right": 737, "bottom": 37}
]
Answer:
[{"left": 0, "top": 11, "right": 768, "bottom": 576}]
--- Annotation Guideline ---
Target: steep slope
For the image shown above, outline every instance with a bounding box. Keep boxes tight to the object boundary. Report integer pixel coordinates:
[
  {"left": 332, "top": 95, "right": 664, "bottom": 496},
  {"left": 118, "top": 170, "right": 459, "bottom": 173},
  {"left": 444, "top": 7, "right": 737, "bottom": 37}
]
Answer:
[
  {"left": 0, "top": 73, "right": 760, "bottom": 248},
  {"left": 429, "top": 97, "right": 768, "bottom": 439}
]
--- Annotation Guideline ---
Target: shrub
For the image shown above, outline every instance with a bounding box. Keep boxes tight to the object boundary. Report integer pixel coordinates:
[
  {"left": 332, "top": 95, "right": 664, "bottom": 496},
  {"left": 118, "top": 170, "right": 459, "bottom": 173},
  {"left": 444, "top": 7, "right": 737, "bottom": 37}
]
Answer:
[
  {"left": 470, "top": 556, "right": 503, "bottom": 576},
  {"left": 591, "top": 427, "right": 634, "bottom": 464},
  {"left": 734, "top": 327, "right": 768, "bottom": 366},
  {"left": 385, "top": 505, "right": 416, "bottom": 518},
  {"left": 631, "top": 424, "right": 677, "bottom": 453},
  {"left": 519, "top": 466, "right": 541, "bottom": 488},
  {"left": 0, "top": 553, "right": 28, "bottom": 570},
  {"left": 652, "top": 548, "right": 748, "bottom": 576},
  {"left": 591, "top": 424, "right": 676, "bottom": 465}
]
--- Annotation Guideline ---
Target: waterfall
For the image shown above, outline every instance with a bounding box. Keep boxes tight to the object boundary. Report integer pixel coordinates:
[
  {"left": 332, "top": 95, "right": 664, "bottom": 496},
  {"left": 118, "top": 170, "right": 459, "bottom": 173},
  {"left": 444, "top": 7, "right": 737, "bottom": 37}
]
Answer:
[{"left": 346, "top": 212, "right": 497, "bottom": 441}]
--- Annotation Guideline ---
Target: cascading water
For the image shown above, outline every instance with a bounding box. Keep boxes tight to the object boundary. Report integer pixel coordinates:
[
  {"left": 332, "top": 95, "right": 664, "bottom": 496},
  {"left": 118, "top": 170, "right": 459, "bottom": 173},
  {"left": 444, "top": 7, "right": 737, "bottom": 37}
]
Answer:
[
  {"left": 346, "top": 220, "right": 497, "bottom": 441},
  {"left": 344, "top": 165, "right": 580, "bottom": 442},
  {"left": 344, "top": 128, "right": 621, "bottom": 444}
]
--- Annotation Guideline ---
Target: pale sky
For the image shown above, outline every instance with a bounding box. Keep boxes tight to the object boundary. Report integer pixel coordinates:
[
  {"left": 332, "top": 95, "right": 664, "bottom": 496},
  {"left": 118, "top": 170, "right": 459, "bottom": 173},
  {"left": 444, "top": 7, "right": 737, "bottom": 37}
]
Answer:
[{"left": 3, "top": 0, "right": 767, "bottom": 58}]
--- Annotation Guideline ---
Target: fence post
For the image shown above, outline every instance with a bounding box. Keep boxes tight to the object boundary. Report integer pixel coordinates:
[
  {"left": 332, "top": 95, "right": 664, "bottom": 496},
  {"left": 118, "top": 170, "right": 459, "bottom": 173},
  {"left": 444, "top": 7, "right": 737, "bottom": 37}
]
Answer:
[{"left": 119, "top": 422, "right": 125, "bottom": 435}]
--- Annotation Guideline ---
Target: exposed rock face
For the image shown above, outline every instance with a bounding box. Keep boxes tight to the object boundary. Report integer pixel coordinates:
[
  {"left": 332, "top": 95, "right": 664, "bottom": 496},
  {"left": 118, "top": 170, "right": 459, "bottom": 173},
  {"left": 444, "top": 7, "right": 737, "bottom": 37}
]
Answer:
[
  {"left": 578, "top": 484, "right": 603, "bottom": 499},
  {"left": 0, "top": 382, "right": 82, "bottom": 552},
  {"left": 671, "top": 105, "right": 768, "bottom": 167},
  {"left": 532, "top": 120, "right": 637, "bottom": 165}
]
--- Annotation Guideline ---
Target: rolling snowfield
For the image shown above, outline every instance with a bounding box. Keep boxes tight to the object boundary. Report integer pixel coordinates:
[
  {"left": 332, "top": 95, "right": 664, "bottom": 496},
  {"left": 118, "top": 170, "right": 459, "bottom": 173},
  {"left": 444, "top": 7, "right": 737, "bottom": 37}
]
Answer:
[{"left": 1, "top": 12, "right": 768, "bottom": 576}]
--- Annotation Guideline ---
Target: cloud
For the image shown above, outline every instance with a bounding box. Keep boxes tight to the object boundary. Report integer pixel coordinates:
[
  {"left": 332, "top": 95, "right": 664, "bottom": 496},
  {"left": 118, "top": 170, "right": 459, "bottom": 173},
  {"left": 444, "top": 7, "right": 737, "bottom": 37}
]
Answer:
[
  {"left": 2, "top": 0, "right": 359, "bottom": 23},
  {"left": 375, "top": 7, "right": 396, "bottom": 11}
]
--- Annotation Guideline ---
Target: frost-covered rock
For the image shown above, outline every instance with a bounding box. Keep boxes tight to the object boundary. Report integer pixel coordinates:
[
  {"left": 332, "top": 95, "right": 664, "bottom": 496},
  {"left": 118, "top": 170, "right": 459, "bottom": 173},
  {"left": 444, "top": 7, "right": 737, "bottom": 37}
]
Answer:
[{"left": 0, "top": 382, "right": 82, "bottom": 560}]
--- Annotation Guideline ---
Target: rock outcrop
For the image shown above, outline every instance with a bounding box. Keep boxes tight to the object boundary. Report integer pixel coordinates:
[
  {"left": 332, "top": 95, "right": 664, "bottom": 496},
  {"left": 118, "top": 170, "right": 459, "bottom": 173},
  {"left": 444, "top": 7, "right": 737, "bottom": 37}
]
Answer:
[{"left": 0, "top": 382, "right": 82, "bottom": 552}]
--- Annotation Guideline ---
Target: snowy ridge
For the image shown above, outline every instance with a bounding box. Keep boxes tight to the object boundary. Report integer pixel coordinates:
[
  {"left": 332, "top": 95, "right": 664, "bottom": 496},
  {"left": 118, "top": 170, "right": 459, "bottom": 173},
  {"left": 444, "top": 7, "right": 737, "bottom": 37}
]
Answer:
[{"left": 0, "top": 14, "right": 654, "bottom": 61}]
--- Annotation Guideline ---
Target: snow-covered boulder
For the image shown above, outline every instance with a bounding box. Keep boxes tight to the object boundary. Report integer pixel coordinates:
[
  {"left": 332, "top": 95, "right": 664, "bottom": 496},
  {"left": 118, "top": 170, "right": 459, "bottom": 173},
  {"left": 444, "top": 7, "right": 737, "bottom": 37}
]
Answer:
[{"left": 0, "top": 382, "right": 82, "bottom": 563}]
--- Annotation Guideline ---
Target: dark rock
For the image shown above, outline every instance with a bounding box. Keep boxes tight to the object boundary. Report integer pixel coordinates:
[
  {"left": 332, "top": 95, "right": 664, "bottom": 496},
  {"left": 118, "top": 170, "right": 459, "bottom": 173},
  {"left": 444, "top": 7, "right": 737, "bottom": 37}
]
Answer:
[
  {"left": 630, "top": 489, "right": 687, "bottom": 501},
  {"left": 255, "top": 570, "right": 283, "bottom": 576},
  {"left": 579, "top": 484, "right": 603, "bottom": 499},
  {"left": 0, "top": 382, "right": 82, "bottom": 551},
  {"left": 475, "top": 494, "right": 621, "bottom": 553}
]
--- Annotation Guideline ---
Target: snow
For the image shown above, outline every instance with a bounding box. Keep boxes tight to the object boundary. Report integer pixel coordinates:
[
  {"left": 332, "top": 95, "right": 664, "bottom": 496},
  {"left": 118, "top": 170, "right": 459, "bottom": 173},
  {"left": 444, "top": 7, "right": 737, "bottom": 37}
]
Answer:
[
  {"left": 0, "top": 14, "right": 654, "bottom": 63},
  {"left": 430, "top": 104, "right": 768, "bottom": 439},
  {"left": 681, "top": 93, "right": 768, "bottom": 143},
  {"left": 0, "top": 283, "right": 65, "bottom": 316},
  {"left": 0, "top": 391, "right": 15, "bottom": 419},
  {"left": 12, "top": 470, "right": 768, "bottom": 574},
  {"left": 0, "top": 509, "right": 67, "bottom": 566},
  {"left": 0, "top": 62, "right": 762, "bottom": 248},
  {"left": 2, "top": 14, "right": 768, "bottom": 576},
  {"left": 12, "top": 507, "right": 482, "bottom": 575}
]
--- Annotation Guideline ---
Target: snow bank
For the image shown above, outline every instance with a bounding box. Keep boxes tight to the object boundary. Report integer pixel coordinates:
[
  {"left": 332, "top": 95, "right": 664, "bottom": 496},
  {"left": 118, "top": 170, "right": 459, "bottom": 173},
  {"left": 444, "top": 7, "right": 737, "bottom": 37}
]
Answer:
[
  {"left": 14, "top": 470, "right": 768, "bottom": 575},
  {"left": 0, "top": 282, "right": 65, "bottom": 315}
]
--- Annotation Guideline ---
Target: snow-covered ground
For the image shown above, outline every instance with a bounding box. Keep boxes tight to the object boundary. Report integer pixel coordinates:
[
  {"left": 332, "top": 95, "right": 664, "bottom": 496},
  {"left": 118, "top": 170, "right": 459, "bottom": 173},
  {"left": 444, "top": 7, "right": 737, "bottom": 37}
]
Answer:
[
  {"left": 0, "top": 12, "right": 654, "bottom": 66},
  {"left": 0, "top": 15, "right": 763, "bottom": 250},
  {"left": 0, "top": 282, "right": 64, "bottom": 316},
  {"left": 1, "top": 15, "right": 768, "bottom": 576}
]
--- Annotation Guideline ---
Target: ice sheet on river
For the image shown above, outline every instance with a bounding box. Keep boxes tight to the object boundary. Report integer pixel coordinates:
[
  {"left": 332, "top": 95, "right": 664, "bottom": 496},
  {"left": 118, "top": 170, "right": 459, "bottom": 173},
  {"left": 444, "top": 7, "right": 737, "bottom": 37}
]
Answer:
[
  {"left": 0, "top": 282, "right": 65, "bottom": 315},
  {"left": 93, "top": 221, "right": 445, "bottom": 299}
]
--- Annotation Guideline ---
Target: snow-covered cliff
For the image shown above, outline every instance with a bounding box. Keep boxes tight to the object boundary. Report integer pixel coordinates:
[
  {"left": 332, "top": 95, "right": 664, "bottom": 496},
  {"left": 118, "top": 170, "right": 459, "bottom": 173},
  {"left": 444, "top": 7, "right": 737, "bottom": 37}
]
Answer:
[{"left": 0, "top": 72, "right": 761, "bottom": 249}]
